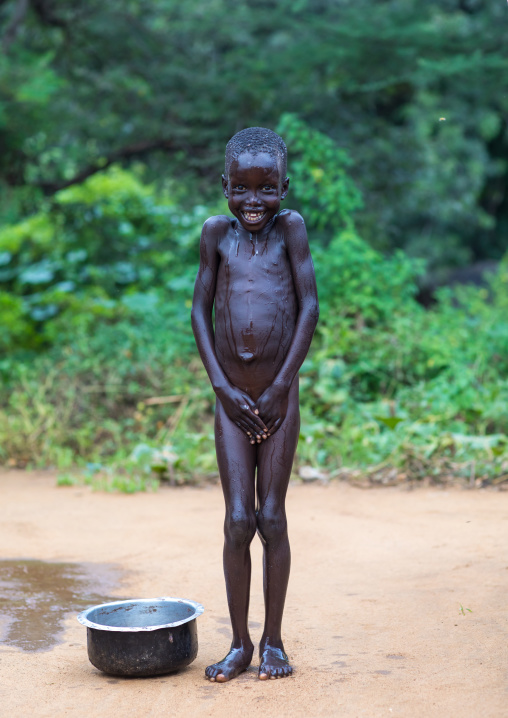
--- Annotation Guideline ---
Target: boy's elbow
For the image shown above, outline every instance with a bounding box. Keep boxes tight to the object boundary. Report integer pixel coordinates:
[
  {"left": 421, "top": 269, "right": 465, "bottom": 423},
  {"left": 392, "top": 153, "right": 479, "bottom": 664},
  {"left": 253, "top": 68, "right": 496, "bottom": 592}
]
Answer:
[
  {"left": 191, "top": 301, "right": 210, "bottom": 333},
  {"left": 191, "top": 304, "right": 201, "bottom": 331},
  {"left": 300, "top": 300, "right": 319, "bottom": 331},
  {"left": 308, "top": 301, "right": 319, "bottom": 325}
]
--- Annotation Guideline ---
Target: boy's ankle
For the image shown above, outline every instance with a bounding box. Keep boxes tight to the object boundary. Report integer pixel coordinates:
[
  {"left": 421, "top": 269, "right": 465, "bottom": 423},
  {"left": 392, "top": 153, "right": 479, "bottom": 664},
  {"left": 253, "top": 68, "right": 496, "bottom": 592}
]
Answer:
[
  {"left": 231, "top": 638, "right": 254, "bottom": 652},
  {"left": 259, "top": 635, "right": 284, "bottom": 651}
]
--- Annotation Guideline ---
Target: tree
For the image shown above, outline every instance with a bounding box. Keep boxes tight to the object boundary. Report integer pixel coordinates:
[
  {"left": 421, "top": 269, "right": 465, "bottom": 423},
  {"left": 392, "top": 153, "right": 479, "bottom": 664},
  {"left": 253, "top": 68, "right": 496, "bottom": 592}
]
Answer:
[{"left": 1, "top": 0, "right": 507, "bottom": 270}]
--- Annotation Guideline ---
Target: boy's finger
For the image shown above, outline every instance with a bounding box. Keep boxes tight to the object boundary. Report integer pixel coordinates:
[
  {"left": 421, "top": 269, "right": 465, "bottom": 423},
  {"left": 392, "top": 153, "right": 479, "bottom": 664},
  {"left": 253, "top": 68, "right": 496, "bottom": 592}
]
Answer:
[
  {"left": 240, "top": 398, "right": 267, "bottom": 426},
  {"left": 245, "top": 410, "right": 268, "bottom": 432},
  {"left": 246, "top": 418, "right": 265, "bottom": 436},
  {"left": 264, "top": 417, "right": 276, "bottom": 432},
  {"left": 236, "top": 420, "right": 248, "bottom": 434},
  {"left": 238, "top": 419, "right": 254, "bottom": 437},
  {"left": 251, "top": 407, "right": 269, "bottom": 431},
  {"left": 242, "top": 396, "right": 258, "bottom": 413},
  {"left": 239, "top": 402, "right": 263, "bottom": 429},
  {"left": 267, "top": 418, "right": 281, "bottom": 434}
]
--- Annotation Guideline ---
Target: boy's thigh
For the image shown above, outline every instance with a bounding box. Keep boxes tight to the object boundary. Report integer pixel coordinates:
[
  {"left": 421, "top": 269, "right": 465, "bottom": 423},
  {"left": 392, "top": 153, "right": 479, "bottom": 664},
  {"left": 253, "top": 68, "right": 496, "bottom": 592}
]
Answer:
[
  {"left": 256, "top": 381, "right": 300, "bottom": 507},
  {"left": 215, "top": 398, "right": 257, "bottom": 507}
]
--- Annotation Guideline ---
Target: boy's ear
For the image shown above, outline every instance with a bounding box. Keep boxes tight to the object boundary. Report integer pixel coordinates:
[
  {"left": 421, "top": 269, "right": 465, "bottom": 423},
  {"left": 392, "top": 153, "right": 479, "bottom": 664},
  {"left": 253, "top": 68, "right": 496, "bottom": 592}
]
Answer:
[
  {"left": 281, "top": 176, "right": 289, "bottom": 200},
  {"left": 221, "top": 174, "right": 229, "bottom": 198}
]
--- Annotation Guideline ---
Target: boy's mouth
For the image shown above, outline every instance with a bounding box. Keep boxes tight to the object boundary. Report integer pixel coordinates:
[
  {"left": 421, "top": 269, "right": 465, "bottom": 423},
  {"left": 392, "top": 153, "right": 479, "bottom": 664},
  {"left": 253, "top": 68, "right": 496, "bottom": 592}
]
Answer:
[{"left": 241, "top": 210, "right": 266, "bottom": 223}]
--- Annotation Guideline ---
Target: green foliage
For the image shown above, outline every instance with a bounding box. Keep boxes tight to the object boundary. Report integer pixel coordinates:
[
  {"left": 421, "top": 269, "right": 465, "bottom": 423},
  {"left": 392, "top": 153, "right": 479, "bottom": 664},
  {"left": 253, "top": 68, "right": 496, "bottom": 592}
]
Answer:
[
  {"left": 314, "top": 230, "right": 423, "bottom": 320},
  {"left": 1, "top": 0, "right": 508, "bottom": 271},
  {"left": 0, "top": 291, "right": 33, "bottom": 349},
  {"left": 297, "top": 254, "right": 508, "bottom": 479},
  {"left": 0, "top": 304, "right": 216, "bottom": 476},
  {"left": 2, "top": 183, "right": 508, "bottom": 489},
  {"left": 2, "top": 113, "right": 508, "bottom": 490},
  {"left": 0, "top": 166, "right": 213, "bottom": 349},
  {"left": 1, "top": 120, "right": 364, "bottom": 355},
  {"left": 3, "top": 239, "right": 507, "bottom": 490},
  {"left": 278, "top": 114, "right": 363, "bottom": 232},
  {"left": 0, "top": 43, "right": 63, "bottom": 220}
]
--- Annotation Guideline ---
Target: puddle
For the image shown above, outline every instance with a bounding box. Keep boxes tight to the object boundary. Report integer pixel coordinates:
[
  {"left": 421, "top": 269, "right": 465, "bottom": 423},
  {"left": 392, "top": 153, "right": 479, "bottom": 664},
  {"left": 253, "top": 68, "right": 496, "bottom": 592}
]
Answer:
[{"left": 0, "top": 559, "right": 123, "bottom": 652}]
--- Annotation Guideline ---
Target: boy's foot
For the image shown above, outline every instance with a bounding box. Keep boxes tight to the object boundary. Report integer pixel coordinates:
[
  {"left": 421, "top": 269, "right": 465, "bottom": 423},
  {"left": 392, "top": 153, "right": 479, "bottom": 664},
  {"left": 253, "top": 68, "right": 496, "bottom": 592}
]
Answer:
[
  {"left": 258, "top": 645, "right": 293, "bottom": 680},
  {"left": 205, "top": 645, "right": 254, "bottom": 682}
]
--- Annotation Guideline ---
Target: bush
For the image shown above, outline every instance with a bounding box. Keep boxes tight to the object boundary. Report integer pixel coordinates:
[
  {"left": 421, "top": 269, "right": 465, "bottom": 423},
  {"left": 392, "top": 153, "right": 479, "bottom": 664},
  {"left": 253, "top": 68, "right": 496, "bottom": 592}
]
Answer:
[
  {"left": 0, "top": 166, "right": 215, "bottom": 351},
  {"left": 2, "top": 122, "right": 508, "bottom": 489}
]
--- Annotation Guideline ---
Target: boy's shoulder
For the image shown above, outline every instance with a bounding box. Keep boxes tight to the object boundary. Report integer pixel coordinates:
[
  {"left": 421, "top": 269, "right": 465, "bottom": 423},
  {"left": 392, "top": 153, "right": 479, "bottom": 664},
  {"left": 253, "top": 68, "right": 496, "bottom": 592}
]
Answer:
[
  {"left": 276, "top": 208, "right": 305, "bottom": 229},
  {"left": 203, "top": 214, "right": 232, "bottom": 234},
  {"left": 275, "top": 210, "right": 308, "bottom": 250}
]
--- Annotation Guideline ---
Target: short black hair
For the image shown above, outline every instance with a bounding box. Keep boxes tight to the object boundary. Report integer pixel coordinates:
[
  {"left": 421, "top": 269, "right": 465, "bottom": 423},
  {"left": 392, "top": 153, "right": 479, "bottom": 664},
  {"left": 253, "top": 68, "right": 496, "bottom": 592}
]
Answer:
[{"left": 225, "top": 127, "right": 287, "bottom": 178}]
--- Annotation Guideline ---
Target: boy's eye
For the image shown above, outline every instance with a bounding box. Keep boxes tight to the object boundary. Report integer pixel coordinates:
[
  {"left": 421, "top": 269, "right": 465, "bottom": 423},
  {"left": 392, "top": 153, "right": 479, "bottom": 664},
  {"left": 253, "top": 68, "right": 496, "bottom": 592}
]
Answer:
[
  {"left": 235, "top": 185, "right": 246, "bottom": 191},
  {"left": 262, "top": 185, "right": 274, "bottom": 191}
]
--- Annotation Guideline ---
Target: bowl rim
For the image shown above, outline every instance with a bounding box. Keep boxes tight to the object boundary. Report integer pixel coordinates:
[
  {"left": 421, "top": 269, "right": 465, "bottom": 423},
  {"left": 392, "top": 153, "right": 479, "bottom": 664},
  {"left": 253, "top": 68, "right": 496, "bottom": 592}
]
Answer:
[{"left": 77, "top": 597, "right": 204, "bottom": 632}]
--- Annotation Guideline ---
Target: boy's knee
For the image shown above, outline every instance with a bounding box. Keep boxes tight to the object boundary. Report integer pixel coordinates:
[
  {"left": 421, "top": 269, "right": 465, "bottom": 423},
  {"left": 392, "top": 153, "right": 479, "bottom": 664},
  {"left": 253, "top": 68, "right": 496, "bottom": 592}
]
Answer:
[
  {"left": 256, "top": 508, "right": 287, "bottom": 544},
  {"left": 224, "top": 510, "right": 256, "bottom": 548}
]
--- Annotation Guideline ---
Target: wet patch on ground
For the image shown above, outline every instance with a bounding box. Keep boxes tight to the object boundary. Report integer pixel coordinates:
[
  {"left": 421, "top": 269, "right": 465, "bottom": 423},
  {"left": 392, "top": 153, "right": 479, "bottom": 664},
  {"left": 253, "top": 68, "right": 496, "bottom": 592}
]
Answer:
[{"left": 0, "top": 559, "right": 122, "bottom": 652}]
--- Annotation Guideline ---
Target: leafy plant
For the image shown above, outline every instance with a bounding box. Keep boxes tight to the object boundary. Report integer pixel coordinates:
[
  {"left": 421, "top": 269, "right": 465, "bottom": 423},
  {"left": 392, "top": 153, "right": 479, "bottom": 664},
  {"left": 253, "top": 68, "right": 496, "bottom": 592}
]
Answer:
[{"left": 2, "top": 122, "right": 508, "bottom": 491}]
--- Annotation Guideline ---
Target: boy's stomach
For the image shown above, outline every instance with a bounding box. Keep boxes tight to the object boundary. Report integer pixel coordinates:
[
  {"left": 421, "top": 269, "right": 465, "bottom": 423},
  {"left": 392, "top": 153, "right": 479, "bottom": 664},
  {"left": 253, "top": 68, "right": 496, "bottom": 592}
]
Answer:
[{"left": 214, "top": 299, "right": 298, "bottom": 399}]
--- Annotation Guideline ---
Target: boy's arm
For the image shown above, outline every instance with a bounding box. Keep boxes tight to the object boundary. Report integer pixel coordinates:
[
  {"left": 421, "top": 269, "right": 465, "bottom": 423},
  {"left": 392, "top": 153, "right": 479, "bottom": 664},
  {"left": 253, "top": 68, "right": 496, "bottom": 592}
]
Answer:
[
  {"left": 191, "top": 216, "right": 268, "bottom": 441},
  {"left": 255, "top": 211, "right": 319, "bottom": 434}
]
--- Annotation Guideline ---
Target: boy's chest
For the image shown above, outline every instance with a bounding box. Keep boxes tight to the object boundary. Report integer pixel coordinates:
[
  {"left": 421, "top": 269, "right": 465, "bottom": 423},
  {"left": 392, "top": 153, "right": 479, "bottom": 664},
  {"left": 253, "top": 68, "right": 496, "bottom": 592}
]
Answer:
[{"left": 217, "top": 229, "right": 290, "bottom": 281}]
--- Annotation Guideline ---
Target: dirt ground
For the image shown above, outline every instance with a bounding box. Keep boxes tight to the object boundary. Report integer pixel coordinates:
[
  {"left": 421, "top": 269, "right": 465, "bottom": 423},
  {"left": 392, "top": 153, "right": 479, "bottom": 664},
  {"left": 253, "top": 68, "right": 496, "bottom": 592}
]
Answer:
[{"left": 0, "top": 471, "right": 507, "bottom": 718}]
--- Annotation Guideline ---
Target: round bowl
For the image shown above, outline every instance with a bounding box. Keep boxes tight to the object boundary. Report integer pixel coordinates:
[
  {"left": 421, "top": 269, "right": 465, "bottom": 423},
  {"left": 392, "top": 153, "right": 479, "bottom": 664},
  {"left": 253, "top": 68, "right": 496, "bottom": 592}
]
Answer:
[{"left": 77, "top": 597, "right": 204, "bottom": 677}]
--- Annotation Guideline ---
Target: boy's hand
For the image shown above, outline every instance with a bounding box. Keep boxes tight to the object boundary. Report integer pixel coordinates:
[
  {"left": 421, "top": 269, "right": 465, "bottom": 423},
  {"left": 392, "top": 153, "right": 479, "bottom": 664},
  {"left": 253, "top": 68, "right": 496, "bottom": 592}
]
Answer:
[
  {"left": 255, "top": 382, "right": 289, "bottom": 436},
  {"left": 216, "top": 385, "right": 269, "bottom": 443}
]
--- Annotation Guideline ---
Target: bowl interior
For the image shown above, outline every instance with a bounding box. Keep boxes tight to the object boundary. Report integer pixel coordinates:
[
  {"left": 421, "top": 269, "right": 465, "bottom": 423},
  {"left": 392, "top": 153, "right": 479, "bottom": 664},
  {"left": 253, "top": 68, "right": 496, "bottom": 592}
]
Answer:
[{"left": 85, "top": 600, "right": 197, "bottom": 629}]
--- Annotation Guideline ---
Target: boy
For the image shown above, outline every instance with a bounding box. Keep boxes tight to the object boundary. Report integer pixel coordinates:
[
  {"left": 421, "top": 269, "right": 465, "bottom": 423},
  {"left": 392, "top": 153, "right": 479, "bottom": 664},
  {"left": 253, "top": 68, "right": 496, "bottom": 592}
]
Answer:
[{"left": 191, "top": 127, "right": 319, "bottom": 682}]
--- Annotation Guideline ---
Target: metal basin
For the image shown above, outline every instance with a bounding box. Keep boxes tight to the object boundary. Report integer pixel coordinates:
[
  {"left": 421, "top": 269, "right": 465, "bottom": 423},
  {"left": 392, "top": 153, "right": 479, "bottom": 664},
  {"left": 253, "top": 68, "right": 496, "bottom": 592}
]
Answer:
[{"left": 77, "top": 597, "right": 204, "bottom": 677}]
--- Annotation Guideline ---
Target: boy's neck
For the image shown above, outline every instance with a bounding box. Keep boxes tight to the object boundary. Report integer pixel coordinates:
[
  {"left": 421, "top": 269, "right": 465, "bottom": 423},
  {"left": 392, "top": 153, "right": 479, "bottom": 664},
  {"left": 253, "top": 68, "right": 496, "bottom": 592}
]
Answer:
[{"left": 233, "top": 214, "right": 278, "bottom": 240}]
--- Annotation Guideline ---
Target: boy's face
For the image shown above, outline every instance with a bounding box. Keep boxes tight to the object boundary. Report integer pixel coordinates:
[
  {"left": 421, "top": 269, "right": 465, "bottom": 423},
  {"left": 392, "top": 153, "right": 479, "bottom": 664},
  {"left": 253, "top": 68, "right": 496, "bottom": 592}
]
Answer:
[{"left": 222, "top": 151, "right": 289, "bottom": 232}]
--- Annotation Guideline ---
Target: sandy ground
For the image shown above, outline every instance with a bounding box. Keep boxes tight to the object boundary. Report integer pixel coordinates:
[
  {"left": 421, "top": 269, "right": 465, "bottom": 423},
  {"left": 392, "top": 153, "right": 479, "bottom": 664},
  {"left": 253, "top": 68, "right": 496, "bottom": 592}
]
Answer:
[{"left": 0, "top": 471, "right": 507, "bottom": 718}]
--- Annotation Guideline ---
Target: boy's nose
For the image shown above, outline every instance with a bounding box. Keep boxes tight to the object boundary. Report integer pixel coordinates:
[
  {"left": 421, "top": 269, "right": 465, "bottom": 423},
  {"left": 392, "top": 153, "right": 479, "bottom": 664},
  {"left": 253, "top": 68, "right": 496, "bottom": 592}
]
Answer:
[{"left": 245, "top": 192, "right": 260, "bottom": 206}]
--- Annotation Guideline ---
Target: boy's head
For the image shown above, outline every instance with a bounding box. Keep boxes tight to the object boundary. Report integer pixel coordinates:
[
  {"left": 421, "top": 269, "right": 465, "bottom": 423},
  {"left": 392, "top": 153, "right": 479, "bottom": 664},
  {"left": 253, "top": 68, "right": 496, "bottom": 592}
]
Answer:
[
  {"left": 223, "top": 127, "right": 289, "bottom": 232},
  {"left": 224, "top": 127, "right": 287, "bottom": 179}
]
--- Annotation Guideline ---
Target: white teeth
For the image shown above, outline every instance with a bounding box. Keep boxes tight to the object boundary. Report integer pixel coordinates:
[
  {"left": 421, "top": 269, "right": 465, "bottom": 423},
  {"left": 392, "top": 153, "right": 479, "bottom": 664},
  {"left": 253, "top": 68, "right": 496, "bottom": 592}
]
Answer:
[{"left": 243, "top": 211, "right": 265, "bottom": 221}]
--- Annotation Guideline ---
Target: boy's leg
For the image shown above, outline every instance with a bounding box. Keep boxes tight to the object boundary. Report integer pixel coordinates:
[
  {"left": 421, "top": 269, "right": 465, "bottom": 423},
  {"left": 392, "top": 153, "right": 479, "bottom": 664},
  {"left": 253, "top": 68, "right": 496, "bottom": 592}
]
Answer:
[
  {"left": 205, "top": 398, "right": 257, "bottom": 682},
  {"left": 256, "top": 379, "right": 300, "bottom": 679}
]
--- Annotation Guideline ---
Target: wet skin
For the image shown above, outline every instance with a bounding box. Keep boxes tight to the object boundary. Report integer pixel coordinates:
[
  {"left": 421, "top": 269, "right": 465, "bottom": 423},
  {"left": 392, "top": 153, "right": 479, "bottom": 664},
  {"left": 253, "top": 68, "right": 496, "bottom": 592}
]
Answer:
[{"left": 192, "top": 151, "right": 319, "bottom": 681}]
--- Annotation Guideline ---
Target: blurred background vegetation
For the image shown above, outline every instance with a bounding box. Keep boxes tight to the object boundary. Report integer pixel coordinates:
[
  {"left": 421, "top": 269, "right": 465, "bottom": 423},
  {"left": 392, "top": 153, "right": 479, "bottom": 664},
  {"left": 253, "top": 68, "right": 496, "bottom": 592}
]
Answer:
[{"left": 1, "top": 0, "right": 508, "bottom": 490}]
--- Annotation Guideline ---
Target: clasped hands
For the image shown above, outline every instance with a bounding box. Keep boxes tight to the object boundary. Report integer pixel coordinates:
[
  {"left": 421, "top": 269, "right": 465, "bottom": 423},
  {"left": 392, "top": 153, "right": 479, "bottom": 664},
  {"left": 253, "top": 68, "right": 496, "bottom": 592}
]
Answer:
[{"left": 216, "top": 382, "right": 289, "bottom": 444}]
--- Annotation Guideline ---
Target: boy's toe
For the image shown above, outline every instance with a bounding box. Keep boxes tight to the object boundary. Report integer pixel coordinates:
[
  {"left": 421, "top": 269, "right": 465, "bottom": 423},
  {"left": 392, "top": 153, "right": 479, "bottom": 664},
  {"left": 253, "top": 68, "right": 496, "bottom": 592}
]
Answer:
[
  {"left": 205, "top": 665, "right": 220, "bottom": 680},
  {"left": 258, "top": 646, "right": 293, "bottom": 681}
]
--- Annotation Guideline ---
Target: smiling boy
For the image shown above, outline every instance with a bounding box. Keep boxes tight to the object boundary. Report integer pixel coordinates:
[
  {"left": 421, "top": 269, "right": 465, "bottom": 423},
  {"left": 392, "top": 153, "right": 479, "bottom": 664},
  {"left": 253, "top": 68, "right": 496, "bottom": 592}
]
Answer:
[{"left": 191, "top": 127, "right": 319, "bottom": 682}]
